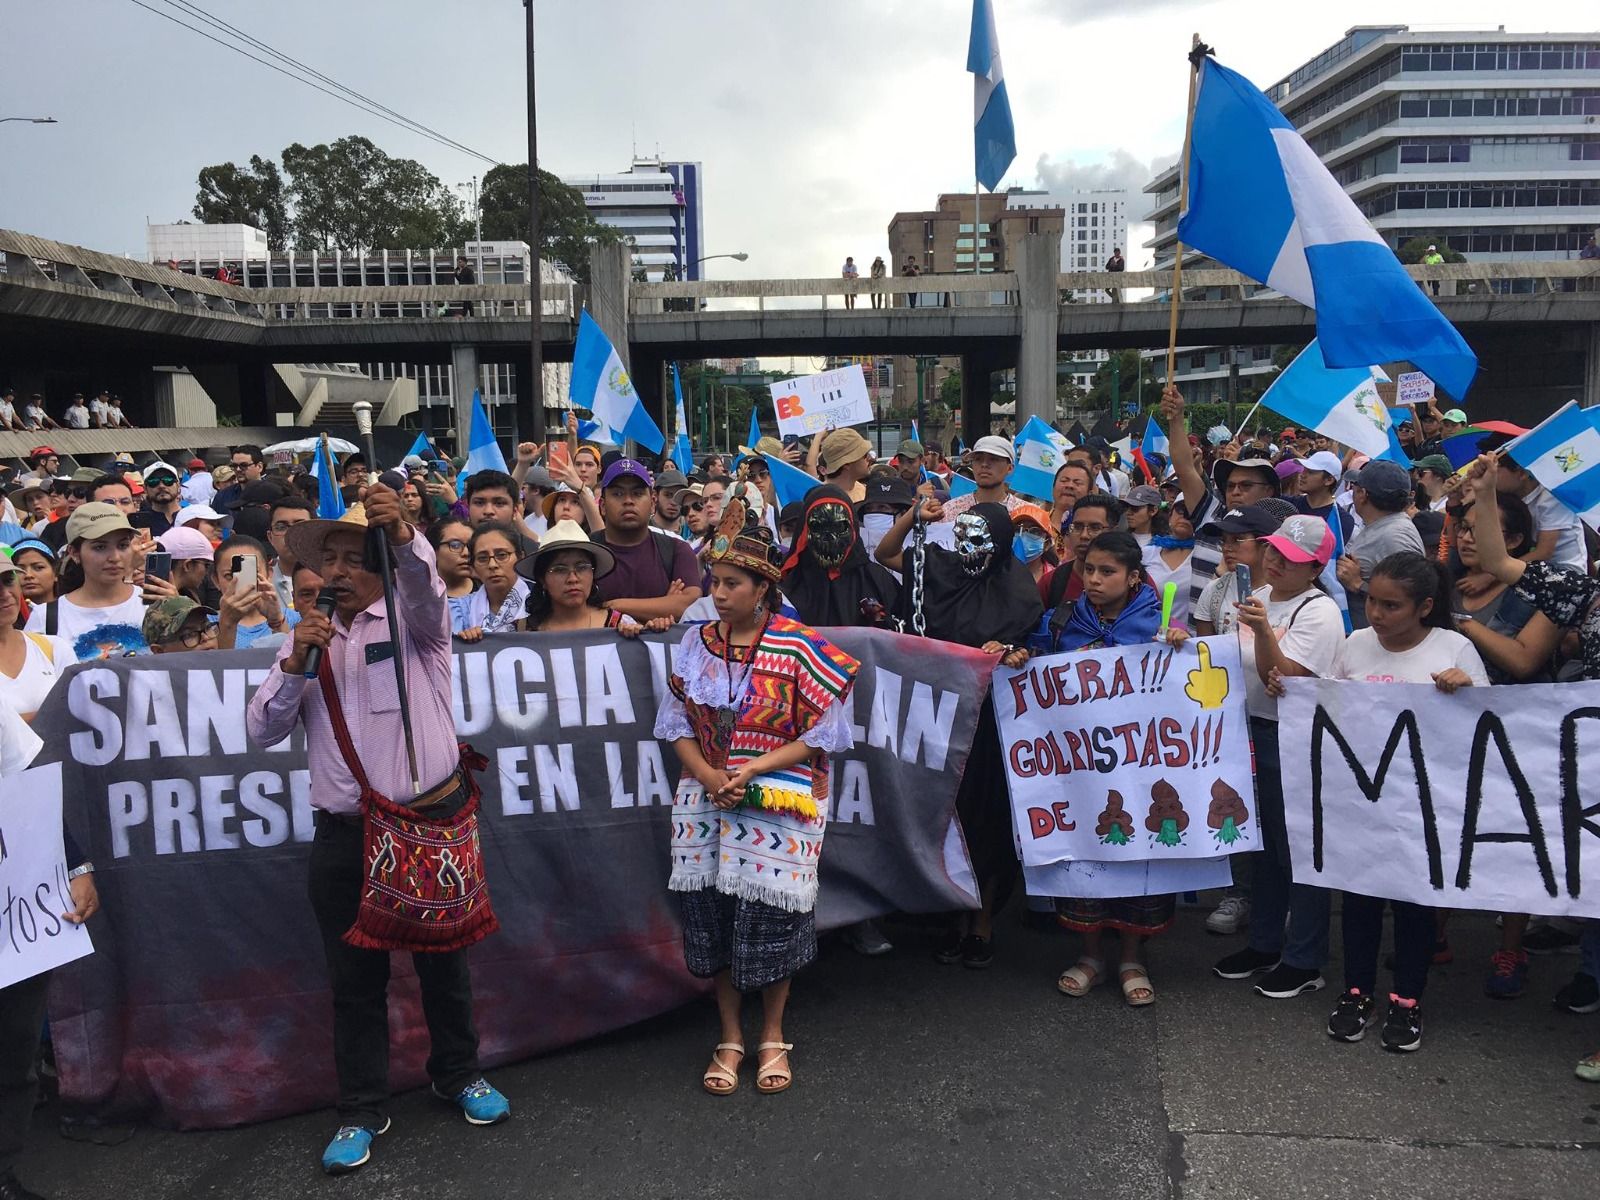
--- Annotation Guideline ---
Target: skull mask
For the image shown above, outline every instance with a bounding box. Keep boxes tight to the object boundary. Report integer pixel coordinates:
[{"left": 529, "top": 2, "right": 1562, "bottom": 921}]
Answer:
[
  {"left": 806, "top": 501, "right": 855, "bottom": 569},
  {"left": 953, "top": 512, "right": 996, "bottom": 577}
]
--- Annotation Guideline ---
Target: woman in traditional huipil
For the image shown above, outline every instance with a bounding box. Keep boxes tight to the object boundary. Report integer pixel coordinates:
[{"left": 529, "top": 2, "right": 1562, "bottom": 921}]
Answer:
[{"left": 654, "top": 502, "right": 859, "bottom": 1096}]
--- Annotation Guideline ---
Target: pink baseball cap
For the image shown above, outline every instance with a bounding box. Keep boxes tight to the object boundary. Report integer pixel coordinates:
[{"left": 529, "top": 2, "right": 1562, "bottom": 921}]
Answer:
[
  {"left": 156, "top": 525, "right": 215, "bottom": 561},
  {"left": 1261, "top": 515, "right": 1335, "bottom": 567}
]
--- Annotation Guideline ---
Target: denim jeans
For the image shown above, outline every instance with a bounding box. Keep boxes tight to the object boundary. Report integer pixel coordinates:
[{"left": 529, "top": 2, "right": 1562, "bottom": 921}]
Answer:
[
  {"left": 308, "top": 813, "right": 482, "bottom": 1129},
  {"left": 1245, "top": 718, "right": 1330, "bottom": 970}
]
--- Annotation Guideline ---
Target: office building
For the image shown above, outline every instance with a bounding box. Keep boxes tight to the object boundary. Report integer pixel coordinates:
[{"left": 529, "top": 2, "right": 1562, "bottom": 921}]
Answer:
[
  {"left": 563, "top": 158, "right": 705, "bottom": 281},
  {"left": 1143, "top": 24, "right": 1600, "bottom": 403}
]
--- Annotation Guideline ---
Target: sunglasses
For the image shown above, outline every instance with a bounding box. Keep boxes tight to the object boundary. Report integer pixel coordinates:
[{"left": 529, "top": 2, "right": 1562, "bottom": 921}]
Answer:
[
  {"left": 145, "top": 474, "right": 178, "bottom": 486},
  {"left": 684, "top": 502, "right": 705, "bottom": 514}
]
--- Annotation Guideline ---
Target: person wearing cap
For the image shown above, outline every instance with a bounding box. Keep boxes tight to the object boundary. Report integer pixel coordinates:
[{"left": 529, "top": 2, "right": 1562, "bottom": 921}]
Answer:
[
  {"left": 892, "top": 438, "right": 925, "bottom": 490},
  {"left": 1292, "top": 450, "right": 1348, "bottom": 528},
  {"left": 24, "top": 502, "right": 152, "bottom": 659},
  {"left": 816, "top": 428, "right": 874, "bottom": 503},
  {"left": 0, "top": 555, "right": 73, "bottom": 718},
  {"left": 518, "top": 464, "right": 557, "bottom": 539},
  {"left": 1422, "top": 243, "right": 1444, "bottom": 294},
  {"left": 174, "top": 503, "right": 226, "bottom": 547},
  {"left": 1274, "top": 458, "right": 1304, "bottom": 498},
  {"left": 0, "top": 388, "right": 20, "bottom": 433},
  {"left": 6, "top": 537, "right": 58, "bottom": 609},
  {"left": 591, "top": 458, "right": 702, "bottom": 621},
  {"left": 246, "top": 481, "right": 510, "bottom": 1170},
  {"left": 62, "top": 394, "right": 91, "bottom": 430},
  {"left": 182, "top": 458, "right": 216, "bottom": 506},
  {"left": 1439, "top": 408, "right": 1469, "bottom": 438},
  {"left": 157, "top": 524, "right": 217, "bottom": 604},
  {"left": 20, "top": 395, "right": 54, "bottom": 432},
  {"left": 1191, "top": 500, "right": 1299, "bottom": 638},
  {"left": 143, "top": 596, "right": 220, "bottom": 654},
  {"left": 942, "top": 434, "right": 1031, "bottom": 523},
  {"left": 1211, "top": 515, "right": 1346, "bottom": 1000},
  {"left": 1123, "top": 484, "right": 1162, "bottom": 549},
  {"left": 24, "top": 447, "right": 59, "bottom": 484},
  {"left": 1413, "top": 454, "right": 1455, "bottom": 514},
  {"left": 1335, "top": 460, "right": 1425, "bottom": 628},
  {"left": 651, "top": 466, "right": 690, "bottom": 540},
  {"left": 129, "top": 460, "right": 184, "bottom": 537}
]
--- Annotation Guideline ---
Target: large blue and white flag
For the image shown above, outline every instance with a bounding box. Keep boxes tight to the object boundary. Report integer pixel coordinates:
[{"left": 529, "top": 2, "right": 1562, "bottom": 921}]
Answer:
[
  {"left": 1257, "top": 341, "right": 1395, "bottom": 458},
  {"left": 1503, "top": 402, "right": 1600, "bottom": 531},
  {"left": 571, "top": 310, "right": 665, "bottom": 453},
  {"left": 1010, "top": 415, "right": 1071, "bottom": 501},
  {"left": 461, "top": 390, "right": 509, "bottom": 484},
  {"left": 670, "top": 364, "right": 694, "bottom": 476},
  {"left": 1178, "top": 56, "right": 1477, "bottom": 401},
  {"left": 966, "top": 0, "right": 1016, "bottom": 191}
]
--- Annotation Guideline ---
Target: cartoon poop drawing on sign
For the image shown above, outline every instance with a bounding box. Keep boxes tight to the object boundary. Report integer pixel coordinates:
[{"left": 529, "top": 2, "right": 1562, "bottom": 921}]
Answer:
[
  {"left": 1096, "top": 790, "right": 1134, "bottom": 846},
  {"left": 1207, "top": 779, "right": 1250, "bottom": 846},
  {"left": 1146, "top": 779, "right": 1188, "bottom": 847}
]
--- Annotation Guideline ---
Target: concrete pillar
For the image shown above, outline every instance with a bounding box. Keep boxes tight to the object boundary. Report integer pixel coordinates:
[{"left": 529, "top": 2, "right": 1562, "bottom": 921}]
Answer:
[
  {"left": 238, "top": 362, "right": 273, "bottom": 428},
  {"left": 1013, "top": 231, "right": 1063, "bottom": 427},
  {"left": 1586, "top": 324, "right": 1600, "bottom": 412},
  {"left": 961, "top": 350, "right": 1004, "bottom": 443},
  {"left": 451, "top": 344, "right": 480, "bottom": 453},
  {"left": 586, "top": 241, "right": 633, "bottom": 371}
]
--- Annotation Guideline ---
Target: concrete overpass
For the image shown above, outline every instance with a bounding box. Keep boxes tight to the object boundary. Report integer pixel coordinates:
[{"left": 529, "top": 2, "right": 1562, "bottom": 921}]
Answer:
[{"left": 3, "top": 229, "right": 1598, "bottom": 440}]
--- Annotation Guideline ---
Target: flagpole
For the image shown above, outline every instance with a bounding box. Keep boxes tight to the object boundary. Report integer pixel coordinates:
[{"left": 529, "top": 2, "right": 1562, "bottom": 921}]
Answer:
[{"left": 1165, "top": 33, "right": 1209, "bottom": 386}]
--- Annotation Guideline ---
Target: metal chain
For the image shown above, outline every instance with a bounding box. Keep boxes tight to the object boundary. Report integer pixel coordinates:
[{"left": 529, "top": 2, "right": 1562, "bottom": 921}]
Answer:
[{"left": 909, "top": 509, "right": 927, "bottom": 637}]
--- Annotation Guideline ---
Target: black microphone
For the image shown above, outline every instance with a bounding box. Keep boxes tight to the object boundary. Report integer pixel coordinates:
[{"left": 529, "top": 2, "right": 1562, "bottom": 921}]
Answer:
[{"left": 301, "top": 587, "right": 338, "bottom": 678}]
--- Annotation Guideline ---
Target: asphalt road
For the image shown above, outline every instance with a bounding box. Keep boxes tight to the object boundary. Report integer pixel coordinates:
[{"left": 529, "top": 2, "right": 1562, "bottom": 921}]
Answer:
[{"left": 17, "top": 903, "right": 1600, "bottom": 1200}]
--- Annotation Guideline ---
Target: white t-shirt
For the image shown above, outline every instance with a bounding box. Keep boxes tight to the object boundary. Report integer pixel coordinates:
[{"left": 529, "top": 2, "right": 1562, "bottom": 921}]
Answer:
[
  {"left": 107, "top": 404, "right": 128, "bottom": 427},
  {"left": 24, "top": 591, "right": 150, "bottom": 660},
  {"left": 1332, "top": 626, "right": 1489, "bottom": 686},
  {"left": 181, "top": 473, "right": 216, "bottom": 506},
  {"left": 64, "top": 404, "right": 90, "bottom": 429},
  {"left": 23, "top": 404, "right": 47, "bottom": 428},
  {"left": 1142, "top": 544, "right": 1193, "bottom": 630},
  {"left": 1193, "top": 572, "right": 1244, "bottom": 634},
  {"left": 0, "top": 399, "right": 15, "bottom": 426},
  {"left": 0, "top": 634, "right": 76, "bottom": 717},
  {"left": 1238, "top": 585, "right": 1346, "bottom": 721},
  {"left": 1525, "top": 486, "right": 1586, "bottom": 572},
  {"left": 0, "top": 702, "right": 42, "bottom": 776}
]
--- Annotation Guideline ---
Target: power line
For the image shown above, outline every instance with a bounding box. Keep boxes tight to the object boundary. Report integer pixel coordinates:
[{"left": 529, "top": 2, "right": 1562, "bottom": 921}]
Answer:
[
  {"left": 159, "top": 0, "right": 498, "bottom": 166},
  {"left": 126, "top": 0, "right": 499, "bottom": 166}
]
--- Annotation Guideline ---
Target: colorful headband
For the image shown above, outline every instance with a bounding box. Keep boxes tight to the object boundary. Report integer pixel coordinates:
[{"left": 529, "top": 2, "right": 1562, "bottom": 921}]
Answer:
[{"left": 705, "top": 499, "right": 782, "bottom": 583}]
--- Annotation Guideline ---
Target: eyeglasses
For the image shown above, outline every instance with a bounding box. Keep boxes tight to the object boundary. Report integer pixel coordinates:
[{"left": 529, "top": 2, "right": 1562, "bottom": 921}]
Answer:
[
  {"left": 177, "top": 623, "right": 219, "bottom": 649},
  {"left": 440, "top": 538, "right": 468, "bottom": 552},
  {"left": 270, "top": 519, "right": 308, "bottom": 533},
  {"left": 544, "top": 561, "right": 595, "bottom": 578},
  {"left": 1220, "top": 533, "right": 1259, "bottom": 548},
  {"left": 1065, "top": 520, "right": 1109, "bottom": 536},
  {"left": 472, "top": 549, "right": 516, "bottom": 566},
  {"left": 68, "top": 486, "right": 92, "bottom": 500}
]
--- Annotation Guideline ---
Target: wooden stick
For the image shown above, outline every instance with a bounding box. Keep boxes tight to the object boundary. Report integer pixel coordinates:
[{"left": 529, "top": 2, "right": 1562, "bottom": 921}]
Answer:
[{"left": 1165, "top": 33, "right": 1205, "bottom": 385}]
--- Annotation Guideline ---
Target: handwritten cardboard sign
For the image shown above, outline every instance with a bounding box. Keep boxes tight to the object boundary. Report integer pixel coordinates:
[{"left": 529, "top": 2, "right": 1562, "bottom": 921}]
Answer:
[
  {"left": 0, "top": 762, "right": 93, "bottom": 990},
  {"left": 994, "top": 637, "right": 1258, "bottom": 866},
  {"left": 771, "top": 364, "right": 874, "bottom": 438}
]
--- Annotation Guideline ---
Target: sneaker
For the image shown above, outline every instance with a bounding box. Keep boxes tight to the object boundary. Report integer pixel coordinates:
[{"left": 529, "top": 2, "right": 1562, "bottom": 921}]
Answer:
[
  {"left": 1254, "top": 963, "right": 1325, "bottom": 999},
  {"left": 1522, "top": 925, "right": 1581, "bottom": 955},
  {"left": 321, "top": 1116, "right": 390, "bottom": 1175},
  {"left": 433, "top": 1078, "right": 510, "bottom": 1126},
  {"left": 1380, "top": 995, "right": 1424, "bottom": 1052},
  {"left": 1205, "top": 895, "right": 1251, "bottom": 936},
  {"left": 1212, "top": 946, "right": 1279, "bottom": 980},
  {"left": 1484, "top": 949, "right": 1529, "bottom": 1000},
  {"left": 933, "top": 928, "right": 965, "bottom": 965},
  {"left": 960, "top": 934, "right": 994, "bottom": 970},
  {"left": 1553, "top": 972, "right": 1600, "bottom": 1015},
  {"left": 843, "top": 919, "right": 893, "bottom": 957},
  {"left": 1327, "top": 989, "right": 1376, "bottom": 1042}
]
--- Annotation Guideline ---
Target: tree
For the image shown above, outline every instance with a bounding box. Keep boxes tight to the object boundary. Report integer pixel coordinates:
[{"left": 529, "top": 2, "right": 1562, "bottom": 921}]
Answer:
[
  {"left": 192, "top": 155, "right": 289, "bottom": 248},
  {"left": 1086, "top": 349, "right": 1162, "bottom": 416},
  {"left": 477, "top": 163, "right": 624, "bottom": 283},
  {"left": 1397, "top": 235, "right": 1466, "bottom": 264},
  {"left": 280, "top": 136, "right": 463, "bottom": 253}
]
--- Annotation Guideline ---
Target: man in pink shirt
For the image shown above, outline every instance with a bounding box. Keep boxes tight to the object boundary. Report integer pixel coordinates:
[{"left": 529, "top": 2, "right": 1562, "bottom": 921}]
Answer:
[{"left": 247, "top": 482, "right": 509, "bottom": 1174}]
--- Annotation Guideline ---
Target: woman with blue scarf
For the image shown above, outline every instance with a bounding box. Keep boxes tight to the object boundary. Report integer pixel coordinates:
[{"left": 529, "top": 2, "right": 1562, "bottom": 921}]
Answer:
[{"left": 1140, "top": 497, "right": 1195, "bottom": 633}]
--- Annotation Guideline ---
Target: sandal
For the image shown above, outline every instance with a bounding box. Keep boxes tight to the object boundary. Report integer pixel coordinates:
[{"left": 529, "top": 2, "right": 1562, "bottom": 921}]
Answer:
[
  {"left": 755, "top": 1042, "right": 793, "bottom": 1094},
  {"left": 1120, "top": 962, "right": 1156, "bottom": 1007},
  {"left": 702, "top": 1042, "right": 743, "bottom": 1095},
  {"left": 1057, "top": 957, "right": 1105, "bottom": 997},
  {"left": 1577, "top": 1051, "right": 1600, "bottom": 1083}
]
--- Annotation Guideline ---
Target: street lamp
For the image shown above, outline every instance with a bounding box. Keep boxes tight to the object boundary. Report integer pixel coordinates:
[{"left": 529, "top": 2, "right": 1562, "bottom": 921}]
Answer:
[
  {"left": 456, "top": 176, "right": 483, "bottom": 281},
  {"left": 696, "top": 252, "right": 749, "bottom": 266},
  {"left": 0, "top": 117, "right": 57, "bottom": 124}
]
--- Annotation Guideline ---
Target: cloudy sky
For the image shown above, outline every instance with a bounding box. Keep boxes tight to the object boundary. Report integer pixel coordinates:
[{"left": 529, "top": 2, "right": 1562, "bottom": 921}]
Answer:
[{"left": 5, "top": 1, "right": 1596, "bottom": 278}]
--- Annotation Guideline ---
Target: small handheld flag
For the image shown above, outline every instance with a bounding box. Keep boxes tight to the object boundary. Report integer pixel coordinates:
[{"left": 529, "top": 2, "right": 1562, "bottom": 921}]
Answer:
[
  {"left": 460, "top": 390, "right": 509, "bottom": 486},
  {"left": 671, "top": 364, "right": 694, "bottom": 476}
]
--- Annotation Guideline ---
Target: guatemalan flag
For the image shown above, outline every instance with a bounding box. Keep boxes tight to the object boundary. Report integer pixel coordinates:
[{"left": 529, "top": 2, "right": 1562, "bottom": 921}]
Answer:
[
  {"left": 571, "top": 310, "right": 665, "bottom": 453},
  {"left": 460, "top": 389, "right": 509, "bottom": 484},
  {"left": 313, "top": 435, "right": 344, "bottom": 519},
  {"left": 670, "top": 364, "right": 694, "bottom": 476},
  {"left": 967, "top": 0, "right": 1016, "bottom": 191},
  {"left": 1503, "top": 402, "right": 1600, "bottom": 532},
  {"left": 1178, "top": 56, "right": 1478, "bottom": 401},
  {"left": 1010, "top": 415, "right": 1071, "bottom": 501},
  {"left": 1257, "top": 340, "right": 1395, "bottom": 458}
]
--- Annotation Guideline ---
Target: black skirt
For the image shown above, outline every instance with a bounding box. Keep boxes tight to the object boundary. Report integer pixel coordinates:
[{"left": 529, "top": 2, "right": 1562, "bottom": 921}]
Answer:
[
  {"left": 680, "top": 889, "right": 817, "bottom": 992},
  {"left": 953, "top": 696, "right": 1019, "bottom": 912}
]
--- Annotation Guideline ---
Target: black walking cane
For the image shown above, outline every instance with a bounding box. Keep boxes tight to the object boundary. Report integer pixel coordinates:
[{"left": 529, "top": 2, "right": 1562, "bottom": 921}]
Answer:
[{"left": 351, "top": 401, "right": 421, "bottom": 796}]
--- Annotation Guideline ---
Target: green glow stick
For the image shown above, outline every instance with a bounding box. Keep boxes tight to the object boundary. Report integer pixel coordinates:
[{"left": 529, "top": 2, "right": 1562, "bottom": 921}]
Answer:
[{"left": 1159, "top": 580, "right": 1178, "bottom": 636}]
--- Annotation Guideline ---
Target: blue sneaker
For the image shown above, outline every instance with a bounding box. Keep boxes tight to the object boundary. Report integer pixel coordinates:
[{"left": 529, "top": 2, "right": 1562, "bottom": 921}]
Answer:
[
  {"left": 320, "top": 1116, "right": 390, "bottom": 1175},
  {"left": 434, "top": 1077, "right": 510, "bottom": 1126},
  {"left": 1484, "top": 949, "right": 1529, "bottom": 999}
]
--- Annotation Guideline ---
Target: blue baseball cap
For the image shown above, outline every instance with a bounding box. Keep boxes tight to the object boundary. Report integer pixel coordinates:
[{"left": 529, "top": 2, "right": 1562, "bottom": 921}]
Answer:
[{"left": 600, "top": 458, "right": 654, "bottom": 489}]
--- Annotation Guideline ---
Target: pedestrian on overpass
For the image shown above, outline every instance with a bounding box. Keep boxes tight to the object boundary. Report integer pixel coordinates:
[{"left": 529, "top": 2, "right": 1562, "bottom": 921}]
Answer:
[{"left": 841, "top": 256, "right": 860, "bottom": 310}]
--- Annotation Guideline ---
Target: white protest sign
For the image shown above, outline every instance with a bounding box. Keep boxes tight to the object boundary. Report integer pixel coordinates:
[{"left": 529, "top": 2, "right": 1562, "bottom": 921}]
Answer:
[
  {"left": 994, "top": 637, "right": 1258, "bottom": 865},
  {"left": 1279, "top": 679, "right": 1600, "bottom": 918},
  {"left": 0, "top": 762, "right": 94, "bottom": 989},
  {"left": 1395, "top": 371, "right": 1435, "bottom": 406},
  {"left": 771, "top": 364, "right": 873, "bottom": 438}
]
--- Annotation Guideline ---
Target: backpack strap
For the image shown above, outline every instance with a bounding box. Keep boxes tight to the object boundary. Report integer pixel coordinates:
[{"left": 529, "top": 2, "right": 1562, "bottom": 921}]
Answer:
[
  {"left": 315, "top": 658, "right": 374, "bottom": 796},
  {"left": 45, "top": 600, "right": 58, "bottom": 638},
  {"left": 24, "top": 632, "right": 53, "bottom": 664},
  {"left": 650, "top": 529, "right": 676, "bottom": 583}
]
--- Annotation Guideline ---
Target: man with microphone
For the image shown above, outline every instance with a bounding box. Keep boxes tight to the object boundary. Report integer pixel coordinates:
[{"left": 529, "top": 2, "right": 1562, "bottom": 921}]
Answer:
[{"left": 246, "top": 481, "right": 509, "bottom": 1174}]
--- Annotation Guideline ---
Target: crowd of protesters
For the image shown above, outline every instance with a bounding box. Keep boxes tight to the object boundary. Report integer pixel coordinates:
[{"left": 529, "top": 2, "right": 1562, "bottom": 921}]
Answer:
[{"left": 1, "top": 386, "right": 1598, "bottom": 1189}]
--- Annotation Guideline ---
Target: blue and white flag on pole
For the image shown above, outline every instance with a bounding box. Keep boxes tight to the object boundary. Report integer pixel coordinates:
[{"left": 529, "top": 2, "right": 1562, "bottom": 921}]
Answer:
[
  {"left": 948, "top": 472, "right": 977, "bottom": 500},
  {"left": 404, "top": 429, "right": 432, "bottom": 462},
  {"left": 966, "top": 0, "right": 1016, "bottom": 191},
  {"left": 461, "top": 389, "right": 508, "bottom": 484},
  {"left": 671, "top": 364, "right": 694, "bottom": 476},
  {"left": 1503, "top": 401, "right": 1600, "bottom": 531},
  {"left": 313, "top": 436, "right": 345, "bottom": 519},
  {"left": 762, "top": 453, "right": 823, "bottom": 510},
  {"left": 571, "top": 310, "right": 665, "bottom": 453},
  {"left": 1317, "top": 506, "right": 1352, "bottom": 633},
  {"left": 1140, "top": 415, "right": 1170, "bottom": 459},
  {"left": 1010, "top": 415, "right": 1071, "bottom": 501},
  {"left": 1177, "top": 56, "right": 1477, "bottom": 401},
  {"left": 1256, "top": 341, "right": 1394, "bottom": 458}
]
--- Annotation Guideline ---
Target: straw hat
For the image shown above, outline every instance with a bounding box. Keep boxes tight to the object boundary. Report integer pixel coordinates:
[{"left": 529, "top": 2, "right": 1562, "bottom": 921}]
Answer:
[
  {"left": 282, "top": 507, "right": 368, "bottom": 568},
  {"left": 514, "top": 519, "right": 615, "bottom": 582}
]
